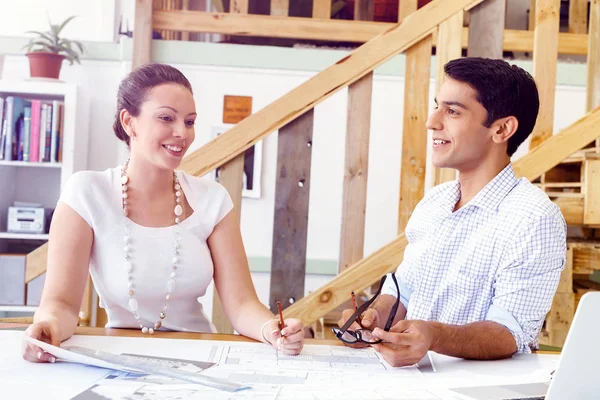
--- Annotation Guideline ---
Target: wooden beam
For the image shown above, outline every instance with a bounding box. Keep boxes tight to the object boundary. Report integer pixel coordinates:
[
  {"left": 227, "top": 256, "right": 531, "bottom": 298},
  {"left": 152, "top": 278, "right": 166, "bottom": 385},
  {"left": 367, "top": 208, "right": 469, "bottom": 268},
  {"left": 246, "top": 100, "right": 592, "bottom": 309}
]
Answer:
[
  {"left": 312, "top": 0, "right": 331, "bottom": 19},
  {"left": 569, "top": 0, "right": 589, "bottom": 34},
  {"left": 285, "top": 234, "right": 408, "bottom": 324},
  {"left": 513, "top": 108, "right": 600, "bottom": 182},
  {"left": 398, "top": 0, "right": 418, "bottom": 22},
  {"left": 152, "top": 11, "right": 590, "bottom": 54},
  {"left": 211, "top": 154, "right": 244, "bottom": 334},
  {"left": 529, "top": 0, "right": 560, "bottom": 149},
  {"left": 529, "top": 0, "right": 536, "bottom": 30},
  {"left": 285, "top": 108, "right": 600, "bottom": 325},
  {"left": 25, "top": 244, "right": 47, "bottom": 283},
  {"left": 501, "top": 29, "right": 588, "bottom": 55},
  {"left": 398, "top": 35, "right": 432, "bottom": 232},
  {"left": 467, "top": 0, "right": 505, "bottom": 58},
  {"left": 354, "top": 0, "right": 374, "bottom": 21},
  {"left": 433, "top": 10, "right": 463, "bottom": 186},
  {"left": 269, "top": 110, "right": 314, "bottom": 313},
  {"left": 179, "top": 0, "right": 486, "bottom": 177},
  {"left": 588, "top": 0, "right": 600, "bottom": 112},
  {"left": 231, "top": 0, "right": 248, "bottom": 14},
  {"left": 271, "top": 0, "right": 289, "bottom": 16},
  {"left": 338, "top": 73, "right": 372, "bottom": 272},
  {"left": 583, "top": 159, "right": 600, "bottom": 225},
  {"left": 133, "top": 0, "right": 154, "bottom": 68}
]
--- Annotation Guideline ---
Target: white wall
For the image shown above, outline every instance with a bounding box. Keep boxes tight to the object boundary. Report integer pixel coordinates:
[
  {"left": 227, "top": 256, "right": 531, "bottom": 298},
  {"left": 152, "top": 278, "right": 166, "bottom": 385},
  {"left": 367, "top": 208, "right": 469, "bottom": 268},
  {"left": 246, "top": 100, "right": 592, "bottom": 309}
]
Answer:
[
  {"left": 0, "top": 0, "right": 119, "bottom": 42},
  {"left": 0, "top": 55, "right": 589, "bottom": 261}
]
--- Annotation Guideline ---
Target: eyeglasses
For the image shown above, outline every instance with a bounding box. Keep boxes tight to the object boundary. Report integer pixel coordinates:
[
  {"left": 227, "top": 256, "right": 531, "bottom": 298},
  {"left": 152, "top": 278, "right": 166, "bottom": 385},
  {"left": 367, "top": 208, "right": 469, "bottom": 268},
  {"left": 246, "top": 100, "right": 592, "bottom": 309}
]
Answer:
[{"left": 331, "top": 274, "right": 400, "bottom": 345}]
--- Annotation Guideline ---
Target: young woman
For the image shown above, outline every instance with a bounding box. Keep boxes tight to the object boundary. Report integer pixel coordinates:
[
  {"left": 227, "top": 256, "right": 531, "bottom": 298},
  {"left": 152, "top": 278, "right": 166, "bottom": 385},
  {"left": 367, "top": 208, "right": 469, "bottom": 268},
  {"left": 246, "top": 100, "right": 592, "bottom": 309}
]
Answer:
[{"left": 22, "top": 63, "right": 304, "bottom": 363}]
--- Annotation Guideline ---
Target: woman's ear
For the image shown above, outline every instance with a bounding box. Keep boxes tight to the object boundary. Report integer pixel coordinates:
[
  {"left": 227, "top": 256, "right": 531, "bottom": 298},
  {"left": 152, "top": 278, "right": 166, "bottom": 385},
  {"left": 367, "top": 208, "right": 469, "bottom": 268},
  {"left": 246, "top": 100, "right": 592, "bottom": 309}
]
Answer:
[{"left": 120, "top": 109, "right": 136, "bottom": 138}]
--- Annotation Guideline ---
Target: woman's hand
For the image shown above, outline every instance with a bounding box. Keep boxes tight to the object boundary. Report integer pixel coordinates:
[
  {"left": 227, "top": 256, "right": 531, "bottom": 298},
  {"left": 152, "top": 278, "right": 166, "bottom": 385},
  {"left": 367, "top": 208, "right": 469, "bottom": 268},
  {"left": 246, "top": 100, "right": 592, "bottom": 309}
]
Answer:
[
  {"left": 22, "top": 317, "right": 61, "bottom": 363},
  {"left": 263, "top": 318, "right": 305, "bottom": 356}
]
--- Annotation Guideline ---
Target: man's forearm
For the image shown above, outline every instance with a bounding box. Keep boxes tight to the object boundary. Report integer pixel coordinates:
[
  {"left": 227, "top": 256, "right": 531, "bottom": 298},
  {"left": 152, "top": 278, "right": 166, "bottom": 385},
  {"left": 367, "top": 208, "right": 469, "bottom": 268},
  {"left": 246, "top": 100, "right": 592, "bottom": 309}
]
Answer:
[{"left": 429, "top": 321, "right": 517, "bottom": 360}]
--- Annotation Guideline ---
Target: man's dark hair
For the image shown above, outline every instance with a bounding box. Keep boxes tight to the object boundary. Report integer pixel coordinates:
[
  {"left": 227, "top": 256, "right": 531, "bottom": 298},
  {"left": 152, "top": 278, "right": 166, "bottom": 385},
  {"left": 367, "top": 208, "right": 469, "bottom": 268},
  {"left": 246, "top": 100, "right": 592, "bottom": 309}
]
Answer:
[{"left": 444, "top": 57, "right": 540, "bottom": 156}]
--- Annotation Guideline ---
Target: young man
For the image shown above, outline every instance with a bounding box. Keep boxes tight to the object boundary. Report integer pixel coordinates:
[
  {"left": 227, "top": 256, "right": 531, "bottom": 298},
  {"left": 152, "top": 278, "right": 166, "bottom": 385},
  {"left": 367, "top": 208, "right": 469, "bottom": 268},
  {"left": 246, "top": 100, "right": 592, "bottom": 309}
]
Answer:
[{"left": 338, "top": 57, "right": 567, "bottom": 367}]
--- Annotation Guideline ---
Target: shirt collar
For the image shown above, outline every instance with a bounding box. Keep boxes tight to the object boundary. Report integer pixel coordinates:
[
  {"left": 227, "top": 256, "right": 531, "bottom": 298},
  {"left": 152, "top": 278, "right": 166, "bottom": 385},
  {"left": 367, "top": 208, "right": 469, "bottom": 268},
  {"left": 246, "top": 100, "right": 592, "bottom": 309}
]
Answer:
[{"left": 466, "top": 164, "right": 519, "bottom": 211}]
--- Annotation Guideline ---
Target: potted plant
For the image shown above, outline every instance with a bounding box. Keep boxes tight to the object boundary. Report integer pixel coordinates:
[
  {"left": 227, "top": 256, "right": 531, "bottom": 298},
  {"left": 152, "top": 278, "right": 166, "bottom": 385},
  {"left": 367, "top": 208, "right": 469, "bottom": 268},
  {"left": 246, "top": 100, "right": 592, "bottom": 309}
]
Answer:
[{"left": 23, "top": 16, "right": 84, "bottom": 80}]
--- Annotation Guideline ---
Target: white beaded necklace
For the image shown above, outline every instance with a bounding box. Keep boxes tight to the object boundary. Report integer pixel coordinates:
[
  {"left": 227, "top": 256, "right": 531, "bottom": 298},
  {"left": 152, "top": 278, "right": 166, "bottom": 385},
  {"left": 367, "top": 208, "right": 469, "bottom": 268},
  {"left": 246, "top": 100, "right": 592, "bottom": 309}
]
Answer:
[{"left": 120, "top": 161, "right": 183, "bottom": 334}]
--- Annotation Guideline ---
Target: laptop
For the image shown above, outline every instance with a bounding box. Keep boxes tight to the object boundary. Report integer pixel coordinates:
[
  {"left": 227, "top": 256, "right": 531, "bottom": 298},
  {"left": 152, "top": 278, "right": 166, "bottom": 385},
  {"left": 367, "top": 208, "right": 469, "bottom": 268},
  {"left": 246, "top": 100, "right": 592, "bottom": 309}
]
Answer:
[{"left": 451, "top": 291, "right": 600, "bottom": 400}]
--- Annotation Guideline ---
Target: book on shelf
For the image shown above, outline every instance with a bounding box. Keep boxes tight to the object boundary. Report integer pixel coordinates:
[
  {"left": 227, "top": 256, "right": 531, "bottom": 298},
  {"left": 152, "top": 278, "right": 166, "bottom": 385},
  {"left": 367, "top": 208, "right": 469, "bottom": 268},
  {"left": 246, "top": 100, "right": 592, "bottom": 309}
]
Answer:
[{"left": 0, "top": 95, "right": 65, "bottom": 163}]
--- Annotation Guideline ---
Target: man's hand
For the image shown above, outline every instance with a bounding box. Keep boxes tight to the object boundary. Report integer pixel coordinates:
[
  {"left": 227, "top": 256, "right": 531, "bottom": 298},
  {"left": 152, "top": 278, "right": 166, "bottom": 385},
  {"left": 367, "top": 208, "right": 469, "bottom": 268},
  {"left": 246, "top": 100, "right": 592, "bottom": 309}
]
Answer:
[
  {"left": 337, "top": 308, "right": 381, "bottom": 348},
  {"left": 370, "top": 320, "right": 438, "bottom": 367}
]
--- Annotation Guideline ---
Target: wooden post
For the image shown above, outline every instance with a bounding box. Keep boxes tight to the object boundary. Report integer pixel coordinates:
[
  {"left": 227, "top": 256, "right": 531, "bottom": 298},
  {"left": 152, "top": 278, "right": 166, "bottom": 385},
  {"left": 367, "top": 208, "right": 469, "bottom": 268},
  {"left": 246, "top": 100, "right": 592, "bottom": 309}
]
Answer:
[
  {"left": 569, "top": 0, "right": 589, "bottom": 34},
  {"left": 133, "top": 0, "right": 154, "bottom": 69},
  {"left": 269, "top": 110, "right": 314, "bottom": 313},
  {"left": 338, "top": 0, "right": 374, "bottom": 274},
  {"left": 398, "top": 36, "right": 432, "bottom": 232},
  {"left": 313, "top": 0, "right": 331, "bottom": 19},
  {"left": 78, "top": 277, "right": 95, "bottom": 327},
  {"left": 231, "top": 0, "right": 249, "bottom": 14},
  {"left": 433, "top": 10, "right": 464, "bottom": 186},
  {"left": 271, "top": 0, "right": 289, "bottom": 16},
  {"left": 545, "top": 245, "right": 575, "bottom": 347},
  {"left": 467, "top": 0, "right": 505, "bottom": 59},
  {"left": 211, "top": 154, "right": 244, "bottom": 333},
  {"left": 398, "top": 0, "right": 418, "bottom": 23},
  {"left": 181, "top": 0, "right": 190, "bottom": 41},
  {"left": 583, "top": 159, "right": 600, "bottom": 225},
  {"left": 589, "top": 0, "right": 600, "bottom": 150},
  {"left": 529, "top": 0, "right": 536, "bottom": 30},
  {"left": 529, "top": 0, "right": 560, "bottom": 149},
  {"left": 338, "top": 74, "right": 372, "bottom": 272},
  {"left": 588, "top": 0, "right": 600, "bottom": 112},
  {"left": 354, "top": 0, "right": 374, "bottom": 21},
  {"left": 398, "top": 2, "right": 431, "bottom": 232}
]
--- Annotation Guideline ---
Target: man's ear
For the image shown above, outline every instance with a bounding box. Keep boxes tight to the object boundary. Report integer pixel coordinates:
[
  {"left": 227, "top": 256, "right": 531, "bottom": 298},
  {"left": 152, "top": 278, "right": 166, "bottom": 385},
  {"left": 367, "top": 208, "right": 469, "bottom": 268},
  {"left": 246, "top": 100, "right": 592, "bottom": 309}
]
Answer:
[
  {"left": 491, "top": 116, "right": 519, "bottom": 145},
  {"left": 120, "top": 109, "right": 136, "bottom": 138}
]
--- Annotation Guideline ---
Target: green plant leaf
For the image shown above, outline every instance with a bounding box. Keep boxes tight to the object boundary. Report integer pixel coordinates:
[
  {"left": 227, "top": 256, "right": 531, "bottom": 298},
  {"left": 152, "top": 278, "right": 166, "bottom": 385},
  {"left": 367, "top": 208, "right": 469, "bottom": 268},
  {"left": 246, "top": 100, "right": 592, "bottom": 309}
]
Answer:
[
  {"left": 25, "top": 30, "right": 55, "bottom": 43},
  {"left": 56, "top": 16, "right": 77, "bottom": 36}
]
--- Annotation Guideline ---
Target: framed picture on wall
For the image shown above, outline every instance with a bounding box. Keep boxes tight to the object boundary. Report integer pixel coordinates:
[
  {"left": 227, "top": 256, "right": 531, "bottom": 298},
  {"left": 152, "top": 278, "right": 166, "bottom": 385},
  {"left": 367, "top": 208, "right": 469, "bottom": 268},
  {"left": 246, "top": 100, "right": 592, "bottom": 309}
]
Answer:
[{"left": 210, "top": 124, "right": 262, "bottom": 199}]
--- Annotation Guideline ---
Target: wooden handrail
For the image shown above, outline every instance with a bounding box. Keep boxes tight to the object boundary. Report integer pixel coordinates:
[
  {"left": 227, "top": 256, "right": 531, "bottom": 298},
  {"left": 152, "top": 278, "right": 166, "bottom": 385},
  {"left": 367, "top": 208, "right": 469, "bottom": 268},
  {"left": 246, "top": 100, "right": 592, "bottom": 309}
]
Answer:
[
  {"left": 152, "top": 11, "right": 589, "bottom": 55},
  {"left": 284, "top": 107, "right": 600, "bottom": 325},
  {"left": 179, "top": 0, "right": 485, "bottom": 177}
]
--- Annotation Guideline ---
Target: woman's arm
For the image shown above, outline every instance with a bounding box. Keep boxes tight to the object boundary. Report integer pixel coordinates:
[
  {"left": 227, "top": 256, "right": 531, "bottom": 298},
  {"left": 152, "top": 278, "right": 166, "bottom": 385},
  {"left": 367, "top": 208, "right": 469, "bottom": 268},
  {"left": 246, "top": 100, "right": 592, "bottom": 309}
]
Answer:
[
  {"left": 208, "top": 211, "right": 304, "bottom": 353},
  {"left": 33, "top": 202, "right": 94, "bottom": 341}
]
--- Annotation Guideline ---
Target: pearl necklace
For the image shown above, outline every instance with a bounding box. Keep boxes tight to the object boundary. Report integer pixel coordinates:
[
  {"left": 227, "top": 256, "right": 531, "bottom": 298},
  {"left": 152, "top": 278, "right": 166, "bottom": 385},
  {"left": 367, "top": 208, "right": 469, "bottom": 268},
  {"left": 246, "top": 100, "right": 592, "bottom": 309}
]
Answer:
[{"left": 120, "top": 161, "right": 183, "bottom": 334}]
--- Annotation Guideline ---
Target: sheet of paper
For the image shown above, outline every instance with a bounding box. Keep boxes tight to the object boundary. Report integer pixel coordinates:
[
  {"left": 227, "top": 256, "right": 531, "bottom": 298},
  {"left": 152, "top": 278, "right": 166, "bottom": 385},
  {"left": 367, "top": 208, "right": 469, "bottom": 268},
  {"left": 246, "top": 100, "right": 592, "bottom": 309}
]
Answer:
[
  {"left": 71, "top": 371, "right": 281, "bottom": 400},
  {"left": 24, "top": 334, "right": 248, "bottom": 392}
]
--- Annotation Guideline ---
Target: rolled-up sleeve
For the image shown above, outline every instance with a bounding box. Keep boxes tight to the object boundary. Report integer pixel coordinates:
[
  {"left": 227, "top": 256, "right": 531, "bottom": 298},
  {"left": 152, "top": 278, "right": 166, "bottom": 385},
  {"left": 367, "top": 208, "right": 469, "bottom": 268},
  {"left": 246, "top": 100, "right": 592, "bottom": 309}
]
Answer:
[{"left": 486, "top": 213, "right": 567, "bottom": 354}]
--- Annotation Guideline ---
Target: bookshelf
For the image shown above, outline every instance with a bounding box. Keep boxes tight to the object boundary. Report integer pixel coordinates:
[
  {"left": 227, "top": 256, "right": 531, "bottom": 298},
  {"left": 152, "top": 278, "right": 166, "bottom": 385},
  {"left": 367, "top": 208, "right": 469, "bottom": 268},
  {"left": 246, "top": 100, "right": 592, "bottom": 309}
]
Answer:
[{"left": 0, "top": 79, "right": 90, "bottom": 317}]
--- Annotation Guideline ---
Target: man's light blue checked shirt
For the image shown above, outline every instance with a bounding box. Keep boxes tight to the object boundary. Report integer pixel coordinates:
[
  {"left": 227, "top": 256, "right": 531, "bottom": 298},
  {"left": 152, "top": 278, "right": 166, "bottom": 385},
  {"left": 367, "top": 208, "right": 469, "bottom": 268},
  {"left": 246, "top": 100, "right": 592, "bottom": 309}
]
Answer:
[{"left": 382, "top": 164, "right": 567, "bottom": 353}]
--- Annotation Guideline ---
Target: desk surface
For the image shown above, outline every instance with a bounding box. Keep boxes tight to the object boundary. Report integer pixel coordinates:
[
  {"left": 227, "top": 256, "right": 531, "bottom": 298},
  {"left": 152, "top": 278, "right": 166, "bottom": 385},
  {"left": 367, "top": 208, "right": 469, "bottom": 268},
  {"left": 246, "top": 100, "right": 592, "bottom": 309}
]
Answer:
[
  {"left": 0, "top": 323, "right": 341, "bottom": 345},
  {"left": 0, "top": 325, "right": 560, "bottom": 400}
]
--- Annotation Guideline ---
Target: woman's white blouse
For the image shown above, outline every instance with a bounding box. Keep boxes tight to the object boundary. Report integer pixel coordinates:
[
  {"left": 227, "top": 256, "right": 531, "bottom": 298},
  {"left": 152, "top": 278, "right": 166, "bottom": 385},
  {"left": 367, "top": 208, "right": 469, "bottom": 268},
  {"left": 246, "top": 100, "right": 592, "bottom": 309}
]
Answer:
[{"left": 58, "top": 167, "right": 233, "bottom": 332}]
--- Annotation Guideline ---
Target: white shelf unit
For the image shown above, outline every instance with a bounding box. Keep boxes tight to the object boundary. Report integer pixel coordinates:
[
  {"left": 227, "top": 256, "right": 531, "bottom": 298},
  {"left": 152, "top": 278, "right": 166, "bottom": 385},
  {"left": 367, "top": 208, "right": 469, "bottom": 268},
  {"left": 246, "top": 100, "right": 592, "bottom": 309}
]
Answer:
[
  {"left": 0, "top": 79, "right": 89, "bottom": 316},
  {"left": 0, "top": 305, "right": 36, "bottom": 313},
  {"left": 0, "top": 232, "right": 49, "bottom": 240}
]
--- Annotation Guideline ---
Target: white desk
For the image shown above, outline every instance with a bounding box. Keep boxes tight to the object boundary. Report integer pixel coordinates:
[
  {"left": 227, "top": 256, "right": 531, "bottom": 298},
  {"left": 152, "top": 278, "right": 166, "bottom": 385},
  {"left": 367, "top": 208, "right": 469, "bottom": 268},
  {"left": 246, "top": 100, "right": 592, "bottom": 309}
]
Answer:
[{"left": 0, "top": 329, "right": 558, "bottom": 400}]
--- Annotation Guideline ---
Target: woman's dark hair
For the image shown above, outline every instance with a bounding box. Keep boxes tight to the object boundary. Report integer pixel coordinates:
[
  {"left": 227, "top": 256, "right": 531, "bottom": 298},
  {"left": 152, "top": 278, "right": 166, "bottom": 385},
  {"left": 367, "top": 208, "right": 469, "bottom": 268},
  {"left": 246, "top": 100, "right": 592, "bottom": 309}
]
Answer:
[
  {"left": 444, "top": 58, "right": 540, "bottom": 156},
  {"left": 113, "top": 63, "right": 193, "bottom": 146}
]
